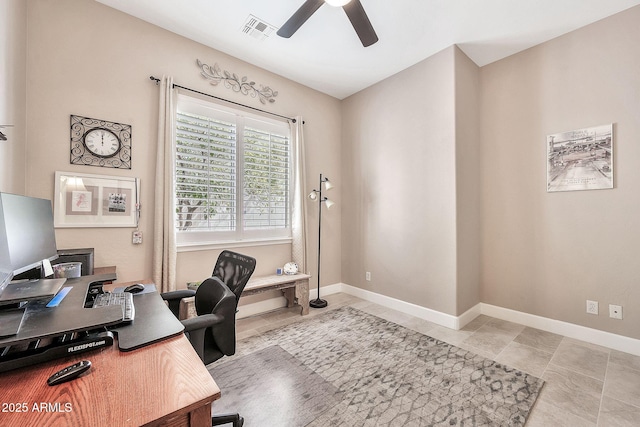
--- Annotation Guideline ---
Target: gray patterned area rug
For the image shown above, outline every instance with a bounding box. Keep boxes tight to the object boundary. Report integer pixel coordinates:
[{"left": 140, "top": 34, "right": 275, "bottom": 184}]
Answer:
[{"left": 208, "top": 307, "right": 543, "bottom": 426}]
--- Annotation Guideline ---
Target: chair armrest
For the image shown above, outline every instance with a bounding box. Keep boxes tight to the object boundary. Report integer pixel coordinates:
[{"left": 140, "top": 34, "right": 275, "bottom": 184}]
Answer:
[
  {"left": 181, "top": 313, "right": 223, "bottom": 333},
  {"left": 161, "top": 289, "right": 196, "bottom": 302},
  {"left": 161, "top": 289, "right": 196, "bottom": 318},
  {"left": 182, "top": 313, "right": 224, "bottom": 361}
]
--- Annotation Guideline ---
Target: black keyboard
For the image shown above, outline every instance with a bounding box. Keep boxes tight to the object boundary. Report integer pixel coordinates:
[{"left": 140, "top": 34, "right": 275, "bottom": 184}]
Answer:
[{"left": 92, "top": 292, "right": 135, "bottom": 322}]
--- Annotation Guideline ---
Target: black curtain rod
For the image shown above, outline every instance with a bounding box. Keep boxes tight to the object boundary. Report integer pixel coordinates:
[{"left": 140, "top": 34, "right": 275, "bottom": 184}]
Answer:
[{"left": 149, "top": 76, "right": 297, "bottom": 123}]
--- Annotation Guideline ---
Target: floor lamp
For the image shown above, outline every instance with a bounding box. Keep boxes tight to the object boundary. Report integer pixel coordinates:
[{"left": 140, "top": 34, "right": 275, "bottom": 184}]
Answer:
[{"left": 308, "top": 173, "right": 334, "bottom": 308}]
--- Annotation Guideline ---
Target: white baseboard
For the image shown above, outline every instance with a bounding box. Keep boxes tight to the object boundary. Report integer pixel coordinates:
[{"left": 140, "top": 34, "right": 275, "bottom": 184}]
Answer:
[
  {"left": 479, "top": 303, "right": 640, "bottom": 356},
  {"left": 237, "top": 296, "right": 288, "bottom": 319},
  {"left": 236, "top": 282, "right": 640, "bottom": 356},
  {"left": 339, "top": 283, "right": 462, "bottom": 329},
  {"left": 310, "top": 283, "right": 343, "bottom": 301}
]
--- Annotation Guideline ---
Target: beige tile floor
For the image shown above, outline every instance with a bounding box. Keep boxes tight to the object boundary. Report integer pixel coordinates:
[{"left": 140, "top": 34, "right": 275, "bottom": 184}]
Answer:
[{"left": 235, "top": 293, "right": 640, "bottom": 426}]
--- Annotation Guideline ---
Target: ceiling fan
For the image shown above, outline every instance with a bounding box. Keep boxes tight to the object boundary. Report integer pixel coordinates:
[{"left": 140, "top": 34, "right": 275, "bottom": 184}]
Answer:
[{"left": 277, "top": 0, "right": 378, "bottom": 47}]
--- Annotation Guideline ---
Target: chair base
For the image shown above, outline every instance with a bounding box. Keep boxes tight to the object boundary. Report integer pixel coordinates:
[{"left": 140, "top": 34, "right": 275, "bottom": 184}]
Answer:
[{"left": 309, "top": 298, "right": 328, "bottom": 308}]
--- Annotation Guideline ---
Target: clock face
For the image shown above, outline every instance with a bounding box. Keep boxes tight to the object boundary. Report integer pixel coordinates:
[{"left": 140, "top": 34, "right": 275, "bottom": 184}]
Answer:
[
  {"left": 283, "top": 262, "right": 299, "bottom": 275},
  {"left": 83, "top": 128, "right": 121, "bottom": 158}
]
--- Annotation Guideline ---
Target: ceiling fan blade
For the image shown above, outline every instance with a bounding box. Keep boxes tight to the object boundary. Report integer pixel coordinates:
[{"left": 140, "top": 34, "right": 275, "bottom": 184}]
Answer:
[
  {"left": 277, "top": 0, "right": 325, "bottom": 38},
  {"left": 343, "top": 0, "right": 378, "bottom": 47}
]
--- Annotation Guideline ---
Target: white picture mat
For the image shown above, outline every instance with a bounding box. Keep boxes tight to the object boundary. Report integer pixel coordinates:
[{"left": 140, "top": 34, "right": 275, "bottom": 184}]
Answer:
[{"left": 54, "top": 171, "right": 139, "bottom": 227}]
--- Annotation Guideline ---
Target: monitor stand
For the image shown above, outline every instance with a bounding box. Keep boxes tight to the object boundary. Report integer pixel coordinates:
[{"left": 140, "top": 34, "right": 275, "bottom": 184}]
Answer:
[{"left": 0, "top": 278, "right": 66, "bottom": 305}]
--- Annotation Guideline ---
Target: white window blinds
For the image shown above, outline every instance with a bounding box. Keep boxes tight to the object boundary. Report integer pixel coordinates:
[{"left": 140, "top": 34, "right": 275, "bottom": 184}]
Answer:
[
  {"left": 243, "top": 126, "right": 290, "bottom": 230},
  {"left": 175, "top": 95, "right": 291, "bottom": 246}
]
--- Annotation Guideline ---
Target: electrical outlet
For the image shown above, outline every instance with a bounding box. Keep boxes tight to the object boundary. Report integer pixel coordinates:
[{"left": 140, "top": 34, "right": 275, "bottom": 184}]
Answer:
[
  {"left": 609, "top": 304, "right": 623, "bottom": 320},
  {"left": 586, "top": 300, "right": 599, "bottom": 315},
  {"left": 365, "top": 271, "right": 371, "bottom": 281}
]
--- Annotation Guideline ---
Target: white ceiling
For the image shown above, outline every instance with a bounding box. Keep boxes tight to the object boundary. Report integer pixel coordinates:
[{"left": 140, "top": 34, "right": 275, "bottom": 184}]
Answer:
[{"left": 96, "top": 0, "right": 640, "bottom": 99}]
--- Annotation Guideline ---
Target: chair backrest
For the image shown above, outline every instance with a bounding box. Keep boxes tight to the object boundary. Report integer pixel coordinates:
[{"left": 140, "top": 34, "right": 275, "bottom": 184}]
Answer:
[
  {"left": 211, "top": 250, "right": 256, "bottom": 303},
  {"left": 194, "top": 276, "right": 237, "bottom": 363}
]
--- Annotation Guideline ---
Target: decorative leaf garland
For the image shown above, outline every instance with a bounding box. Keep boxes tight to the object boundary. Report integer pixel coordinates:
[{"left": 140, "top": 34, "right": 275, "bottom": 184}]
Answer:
[{"left": 196, "top": 59, "right": 278, "bottom": 104}]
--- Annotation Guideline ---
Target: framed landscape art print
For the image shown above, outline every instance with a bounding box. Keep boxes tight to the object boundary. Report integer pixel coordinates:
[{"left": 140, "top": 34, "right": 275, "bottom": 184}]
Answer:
[{"left": 547, "top": 124, "right": 613, "bottom": 192}]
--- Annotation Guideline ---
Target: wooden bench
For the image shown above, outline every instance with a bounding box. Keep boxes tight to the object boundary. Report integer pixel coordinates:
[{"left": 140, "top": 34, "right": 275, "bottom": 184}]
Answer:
[
  {"left": 180, "top": 273, "right": 311, "bottom": 319},
  {"left": 242, "top": 273, "right": 311, "bottom": 316}
]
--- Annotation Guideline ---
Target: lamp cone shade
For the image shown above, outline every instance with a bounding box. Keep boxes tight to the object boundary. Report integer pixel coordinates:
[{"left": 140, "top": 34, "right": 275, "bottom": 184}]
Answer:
[{"left": 324, "top": 179, "right": 334, "bottom": 191}]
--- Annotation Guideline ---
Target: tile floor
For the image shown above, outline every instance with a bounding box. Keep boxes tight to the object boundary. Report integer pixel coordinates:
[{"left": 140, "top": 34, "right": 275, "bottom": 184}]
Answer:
[{"left": 235, "top": 293, "right": 640, "bottom": 426}]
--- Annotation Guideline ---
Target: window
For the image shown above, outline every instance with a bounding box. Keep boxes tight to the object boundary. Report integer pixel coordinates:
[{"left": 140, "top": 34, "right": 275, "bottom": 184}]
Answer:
[{"left": 175, "top": 94, "right": 292, "bottom": 247}]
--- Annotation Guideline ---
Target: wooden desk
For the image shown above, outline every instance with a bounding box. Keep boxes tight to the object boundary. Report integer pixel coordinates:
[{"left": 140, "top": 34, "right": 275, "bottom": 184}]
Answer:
[
  {"left": 0, "top": 285, "right": 221, "bottom": 427},
  {"left": 93, "top": 266, "right": 117, "bottom": 276},
  {"left": 0, "top": 334, "right": 220, "bottom": 426}
]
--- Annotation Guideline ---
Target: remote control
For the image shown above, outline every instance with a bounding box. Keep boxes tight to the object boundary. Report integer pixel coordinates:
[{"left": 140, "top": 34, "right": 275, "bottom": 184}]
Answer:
[{"left": 47, "top": 360, "right": 92, "bottom": 386}]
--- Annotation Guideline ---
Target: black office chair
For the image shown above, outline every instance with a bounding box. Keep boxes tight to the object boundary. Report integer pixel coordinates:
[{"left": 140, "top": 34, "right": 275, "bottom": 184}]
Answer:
[
  {"left": 211, "top": 250, "right": 256, "bottom": 305},
  {"left": 161, "top": 277, "right": 244, "bottom": 427}
]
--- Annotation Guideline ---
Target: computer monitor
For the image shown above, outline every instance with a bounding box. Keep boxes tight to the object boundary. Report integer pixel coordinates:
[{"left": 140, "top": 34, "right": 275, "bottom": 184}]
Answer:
[
  {"left": 0, "top": 193, "right": 60, "bottom": 276},
  {"left": 0, "top": 193, "right": 65, "bottom": 304}
]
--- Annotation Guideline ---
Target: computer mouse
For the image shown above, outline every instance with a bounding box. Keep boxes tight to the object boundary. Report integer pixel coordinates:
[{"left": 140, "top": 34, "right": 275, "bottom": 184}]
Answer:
[{"left": 123, "top": 283, "right": 145, "bottom": 294}]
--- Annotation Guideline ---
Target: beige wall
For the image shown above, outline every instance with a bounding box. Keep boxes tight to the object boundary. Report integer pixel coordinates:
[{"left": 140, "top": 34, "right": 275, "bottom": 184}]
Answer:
[
  {"left": 25, "top": 0, "right": 342, "bottom": 286},
  {"left": 480, "top": 6, "right": 640, "bottom": 339},
  {"left": 341, "top": 47, "right": 460, "bottom": 315},
  {"left": 454, "top": 47, "right": 481, "bottom": 314},
  {"left": 0, "top": 0, "right": 27, "bottom": 194},
  {"left": 341, "top": 5, "right": 640, "bottom": 338},
  {"left": 10, "top": 0, "right": 640, "bottom": 339}
]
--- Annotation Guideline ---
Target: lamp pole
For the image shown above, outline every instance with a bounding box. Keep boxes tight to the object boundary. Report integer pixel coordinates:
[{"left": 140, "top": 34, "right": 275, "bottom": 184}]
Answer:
[{"left": 310, "top": 173, "right": 328, "bottom": 308}]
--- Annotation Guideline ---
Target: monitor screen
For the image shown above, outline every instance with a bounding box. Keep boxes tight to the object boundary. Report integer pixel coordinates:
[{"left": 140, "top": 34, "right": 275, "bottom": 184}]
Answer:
[{"left": 0, "top": 193, "right": 59, "bottom": 278}]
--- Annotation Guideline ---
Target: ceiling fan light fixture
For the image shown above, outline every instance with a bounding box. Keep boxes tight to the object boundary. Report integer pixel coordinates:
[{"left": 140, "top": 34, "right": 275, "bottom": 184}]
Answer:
[
  {"left": 278, "top": 0, "right": 377, "bottom": 47},
  {"left": 325, "top": 0, "right": 352, "bottom": 7}
]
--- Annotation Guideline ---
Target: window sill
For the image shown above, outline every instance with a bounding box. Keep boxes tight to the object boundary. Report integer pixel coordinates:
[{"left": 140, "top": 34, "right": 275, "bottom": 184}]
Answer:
[{"left": 177, "top": 237, "right": 292, "bottom": 253}]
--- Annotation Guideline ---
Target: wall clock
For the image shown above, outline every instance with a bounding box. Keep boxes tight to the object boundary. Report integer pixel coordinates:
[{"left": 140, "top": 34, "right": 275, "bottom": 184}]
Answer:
[{"left": 70, "top": 115, "right": 132, "bottom": 169}]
